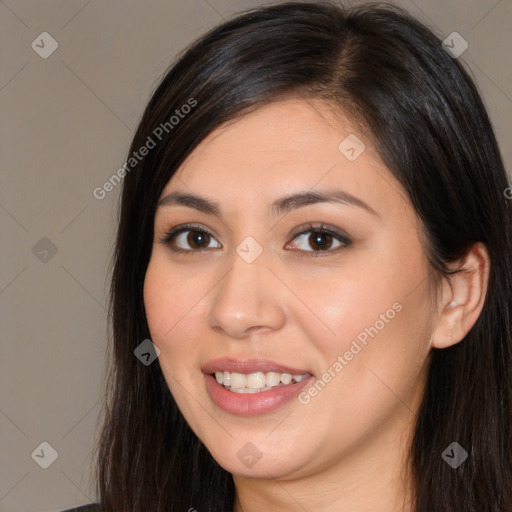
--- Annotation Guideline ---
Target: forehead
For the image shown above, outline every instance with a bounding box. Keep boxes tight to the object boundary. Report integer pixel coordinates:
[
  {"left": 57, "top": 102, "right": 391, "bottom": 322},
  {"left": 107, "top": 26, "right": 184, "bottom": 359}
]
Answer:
[
  {"left": 162, "top": 99, "right": 408, "bottom": 216},
  {"left": 177, "top": 99, "right": 357, "bottom": 178}
]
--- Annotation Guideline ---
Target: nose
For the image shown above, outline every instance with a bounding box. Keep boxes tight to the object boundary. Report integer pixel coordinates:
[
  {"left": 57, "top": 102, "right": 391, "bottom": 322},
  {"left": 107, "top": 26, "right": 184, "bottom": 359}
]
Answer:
[{"left": 207, "top": 250, "right": 286, "bottom": 339}]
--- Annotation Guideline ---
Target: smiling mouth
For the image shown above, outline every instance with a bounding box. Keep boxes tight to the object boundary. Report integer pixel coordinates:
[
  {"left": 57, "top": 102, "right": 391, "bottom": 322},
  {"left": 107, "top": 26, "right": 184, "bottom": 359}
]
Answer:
[{"left": 213, "top": 370, "right": 311, "bottom": 393}]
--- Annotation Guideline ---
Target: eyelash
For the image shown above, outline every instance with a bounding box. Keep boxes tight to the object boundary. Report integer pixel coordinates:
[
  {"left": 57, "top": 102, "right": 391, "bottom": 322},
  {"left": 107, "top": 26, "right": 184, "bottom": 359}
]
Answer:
[{"left": 159, "top": 222, "right": 352, "bottom": 257}]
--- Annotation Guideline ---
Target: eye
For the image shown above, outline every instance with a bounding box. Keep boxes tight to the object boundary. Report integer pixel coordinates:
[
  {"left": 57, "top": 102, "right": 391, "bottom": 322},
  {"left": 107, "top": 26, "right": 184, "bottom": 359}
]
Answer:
[
  {"left": 159, "top": 223, "right": 222, "bottom": 252},
  {"left": 285, "top": 223, "right": 351, "bottom": 254},
  {"left": 159, "top": 222, "right": 351, "bottom": 255}
]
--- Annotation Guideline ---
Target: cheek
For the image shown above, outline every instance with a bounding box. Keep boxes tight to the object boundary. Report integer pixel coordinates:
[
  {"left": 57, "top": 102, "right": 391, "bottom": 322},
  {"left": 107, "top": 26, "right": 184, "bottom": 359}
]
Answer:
[
  {"left": 292, "top": 275, "right": 430, "bottom": 446},
  {"left": 143, "top": 262, "right": 171, "bottom": 341},
  {"left": 299, "top": 241, "right": 431, "bottom": 380},
  {"left": 143, "top": 256, "right": 198, "bottom": 341},
  {"left": 143, "top": 256, "right": 218, "bottom": 386},
  {"left": 143, "top": 259, "right": 203, "bottom": 407},
  {"left": 294, "top": 267, "right": 405, "bottom": 355}
]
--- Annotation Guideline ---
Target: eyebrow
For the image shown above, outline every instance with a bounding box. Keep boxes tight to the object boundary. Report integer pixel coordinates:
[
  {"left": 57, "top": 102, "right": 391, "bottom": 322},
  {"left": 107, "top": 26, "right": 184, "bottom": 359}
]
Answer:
[{"left": 157, "top": 188, "right": 378, "bottom": 217}]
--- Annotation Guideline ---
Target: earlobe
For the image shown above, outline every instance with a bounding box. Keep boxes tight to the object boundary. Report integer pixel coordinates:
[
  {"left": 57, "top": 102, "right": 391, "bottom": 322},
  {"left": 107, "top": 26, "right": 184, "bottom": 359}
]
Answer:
[
  {"left": 429, "top": 242, "right": 490, "bottom": 350},
  {"left": 434, "top": 305, "right": 464, "bottom": 349}
]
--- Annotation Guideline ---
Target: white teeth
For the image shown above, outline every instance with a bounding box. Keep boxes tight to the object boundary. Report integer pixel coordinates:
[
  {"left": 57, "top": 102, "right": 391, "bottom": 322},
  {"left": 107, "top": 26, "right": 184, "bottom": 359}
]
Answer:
[
  {"left": 265, "top": 372, "right": 281, "bottom": 387},
  {"left": 231, "top": 388, "right": 259, "bottom": 393},
  {"left": 280, "top": 373, "right": 292, "bottom": 385},
  {"left": 246, "top": 372, "right": 266, "bottom": 389},
  {"left": 230, "top": 372, "right": 247, "bottom": 389},
  {"left": 213, "top": 370, "right": 309, "bottom": 392}
]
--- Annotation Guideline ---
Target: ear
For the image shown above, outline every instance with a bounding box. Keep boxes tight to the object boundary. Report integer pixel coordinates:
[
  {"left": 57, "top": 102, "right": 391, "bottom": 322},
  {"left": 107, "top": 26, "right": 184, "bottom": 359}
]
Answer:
[{"left": 430, "top": 242, "right": 490, "bottom": 349}]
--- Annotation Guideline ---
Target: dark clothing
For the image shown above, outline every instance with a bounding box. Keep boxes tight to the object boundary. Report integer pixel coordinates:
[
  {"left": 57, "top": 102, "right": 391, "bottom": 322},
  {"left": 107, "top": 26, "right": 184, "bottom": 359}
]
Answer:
[{"left": 60, "top": 505, "right": 100, "bottom": 512}]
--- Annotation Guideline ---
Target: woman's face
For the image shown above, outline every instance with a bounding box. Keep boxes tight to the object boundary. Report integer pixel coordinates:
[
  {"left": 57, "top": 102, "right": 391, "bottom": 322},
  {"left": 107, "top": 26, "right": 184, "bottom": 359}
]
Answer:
[{"left": 144, "top": 99, "right": 436, "bottom": 481}]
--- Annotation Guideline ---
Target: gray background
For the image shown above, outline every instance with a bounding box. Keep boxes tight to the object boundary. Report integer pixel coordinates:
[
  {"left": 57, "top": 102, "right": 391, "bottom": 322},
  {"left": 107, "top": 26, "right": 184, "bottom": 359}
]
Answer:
[{"left": 1, "top": 1, "right": 510, "bottom": 511}]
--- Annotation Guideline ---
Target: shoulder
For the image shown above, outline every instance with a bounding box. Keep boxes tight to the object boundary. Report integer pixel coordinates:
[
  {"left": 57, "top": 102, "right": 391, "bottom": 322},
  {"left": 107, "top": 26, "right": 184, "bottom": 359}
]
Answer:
[{"left": 59, "top": 505, "right": 100, "bottom": 512}]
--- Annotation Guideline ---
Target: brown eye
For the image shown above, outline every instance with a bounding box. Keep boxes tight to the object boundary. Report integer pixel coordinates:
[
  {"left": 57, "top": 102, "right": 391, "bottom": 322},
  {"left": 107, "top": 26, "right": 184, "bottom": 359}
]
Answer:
[
  {"left": 161, "top": 225, "right": 222, "bottom": 252},
  {"left": 308, "top": 231, "right": 334, "bottom": 251},
  {"left": 286, "top": 225, "right": 351, "bottom": 254},
  {"left": 186, "top": 230, "right": 211, "bottom": 249}
]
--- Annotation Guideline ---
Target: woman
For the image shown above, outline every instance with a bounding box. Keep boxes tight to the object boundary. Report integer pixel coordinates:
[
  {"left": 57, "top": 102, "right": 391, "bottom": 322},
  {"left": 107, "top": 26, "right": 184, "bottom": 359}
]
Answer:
[{"left": 74, "top": 2, "right": 512, "bottom": 511}]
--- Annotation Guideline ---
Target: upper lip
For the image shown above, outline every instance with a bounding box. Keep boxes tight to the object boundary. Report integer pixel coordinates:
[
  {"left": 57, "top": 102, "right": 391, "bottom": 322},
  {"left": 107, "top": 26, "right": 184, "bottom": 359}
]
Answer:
[{"left": 202, "top": 358, "right": 312, "bottom": 376}]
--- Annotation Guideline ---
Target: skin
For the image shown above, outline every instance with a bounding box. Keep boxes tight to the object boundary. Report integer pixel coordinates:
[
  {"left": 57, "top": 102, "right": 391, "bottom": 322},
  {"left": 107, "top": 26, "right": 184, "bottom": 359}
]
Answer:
[{"left": 143, "top": 99, "right": 489, "bottom": 512}]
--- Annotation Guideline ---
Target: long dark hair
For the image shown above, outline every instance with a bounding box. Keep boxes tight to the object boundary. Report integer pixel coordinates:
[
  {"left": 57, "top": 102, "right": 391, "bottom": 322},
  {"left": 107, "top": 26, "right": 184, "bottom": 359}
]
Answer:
[{"left": 92, "top": 2, "right": 512, "bottom": 511}]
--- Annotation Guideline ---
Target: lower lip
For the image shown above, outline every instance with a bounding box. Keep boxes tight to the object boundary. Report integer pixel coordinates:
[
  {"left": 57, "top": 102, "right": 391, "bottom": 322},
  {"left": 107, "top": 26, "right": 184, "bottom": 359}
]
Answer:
[{"left": 204, "top": 373, "right": 314, "bottom": 416}]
